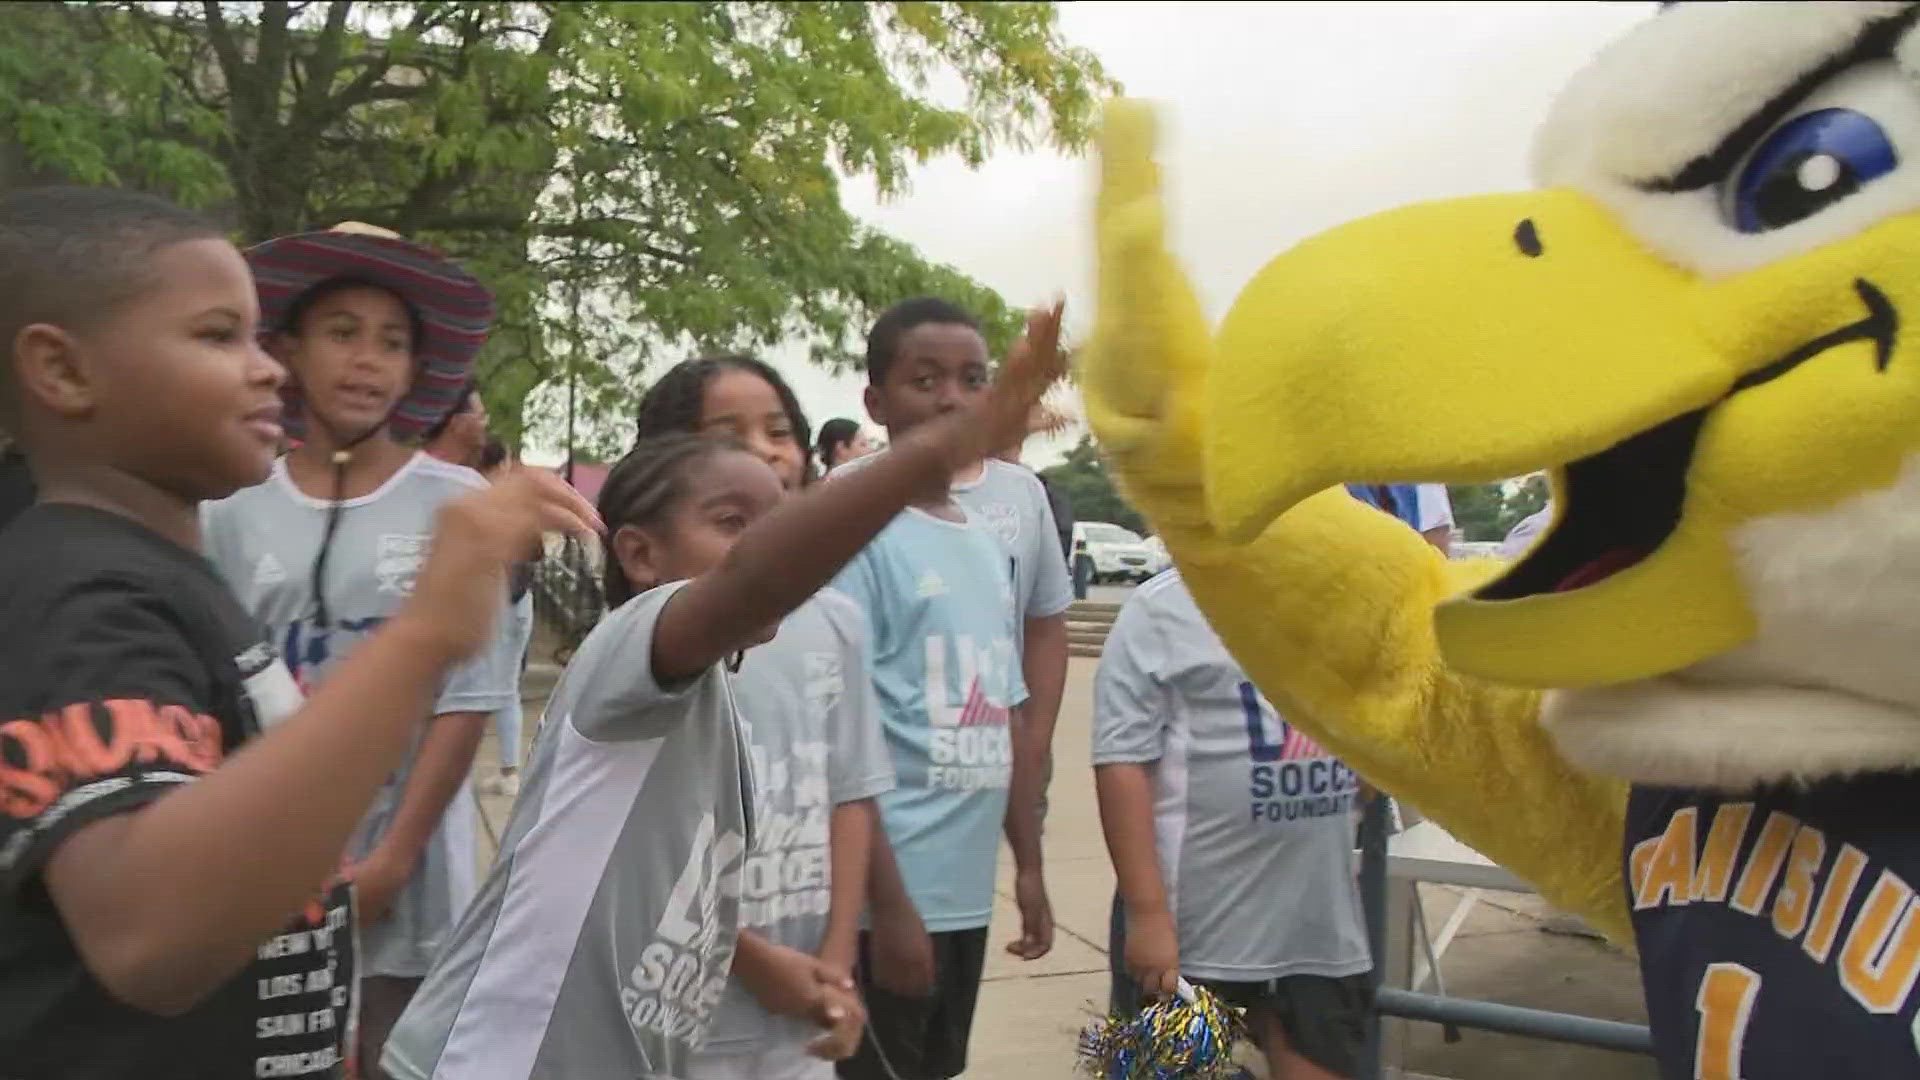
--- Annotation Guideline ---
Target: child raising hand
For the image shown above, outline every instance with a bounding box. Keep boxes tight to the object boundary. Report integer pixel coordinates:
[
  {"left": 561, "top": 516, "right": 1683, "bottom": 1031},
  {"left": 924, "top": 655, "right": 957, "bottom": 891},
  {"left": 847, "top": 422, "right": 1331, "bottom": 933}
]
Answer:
[{"left": 380, "top": 304, "right": 1066, "bottom": 1080}]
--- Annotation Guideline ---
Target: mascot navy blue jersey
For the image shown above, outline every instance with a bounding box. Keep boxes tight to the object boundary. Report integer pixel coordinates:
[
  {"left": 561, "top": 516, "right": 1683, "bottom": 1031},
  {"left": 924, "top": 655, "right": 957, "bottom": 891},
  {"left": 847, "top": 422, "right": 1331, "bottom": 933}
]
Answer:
[{"left": 1627, "top": 774, "right": 1920, "bottom": 1079}]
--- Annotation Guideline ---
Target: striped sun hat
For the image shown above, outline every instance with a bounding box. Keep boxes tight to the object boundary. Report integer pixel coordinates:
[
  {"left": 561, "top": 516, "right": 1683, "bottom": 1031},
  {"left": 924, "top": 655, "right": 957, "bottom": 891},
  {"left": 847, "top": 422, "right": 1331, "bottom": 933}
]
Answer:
[{"left": 247, "top": 222, "right": 495, "bottom": 442}]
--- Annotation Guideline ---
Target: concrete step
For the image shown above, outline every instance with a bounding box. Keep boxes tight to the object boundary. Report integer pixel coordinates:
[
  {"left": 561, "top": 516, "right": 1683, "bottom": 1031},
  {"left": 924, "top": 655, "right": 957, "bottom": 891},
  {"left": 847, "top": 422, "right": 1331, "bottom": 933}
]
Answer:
[{"left": 1069, "top": 643, "right": 1104, "bottom": 658}]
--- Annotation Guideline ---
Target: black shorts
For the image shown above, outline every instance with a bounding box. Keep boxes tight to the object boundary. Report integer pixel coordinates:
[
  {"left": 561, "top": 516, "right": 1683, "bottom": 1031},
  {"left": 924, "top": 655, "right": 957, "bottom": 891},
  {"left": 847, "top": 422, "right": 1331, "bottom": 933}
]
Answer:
[
  {"left": 1108, "top": 894, "right": 1372, "bottom": 1077},
  {"left": 836, "top": 926, "right": 989, "bottom": 1080}
]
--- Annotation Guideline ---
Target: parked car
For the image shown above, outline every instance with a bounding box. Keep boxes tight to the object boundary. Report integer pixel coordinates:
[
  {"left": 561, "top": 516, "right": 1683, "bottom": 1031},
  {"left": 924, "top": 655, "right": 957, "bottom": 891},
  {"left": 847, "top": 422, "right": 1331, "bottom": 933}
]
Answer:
[
  {"left": 1073, "top": 521, "right": 1156, "bottom": 583},
  {"left": 1142, "top": 534, "right": 1173, "bottom": 576}
]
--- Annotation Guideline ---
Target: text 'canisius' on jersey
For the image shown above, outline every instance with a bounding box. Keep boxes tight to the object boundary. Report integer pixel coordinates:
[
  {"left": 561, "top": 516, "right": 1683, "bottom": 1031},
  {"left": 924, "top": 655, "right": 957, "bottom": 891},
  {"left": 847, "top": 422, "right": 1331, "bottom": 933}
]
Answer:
[{"left": 1628, "top": 775, "right": 1920, "bottom": 1079}]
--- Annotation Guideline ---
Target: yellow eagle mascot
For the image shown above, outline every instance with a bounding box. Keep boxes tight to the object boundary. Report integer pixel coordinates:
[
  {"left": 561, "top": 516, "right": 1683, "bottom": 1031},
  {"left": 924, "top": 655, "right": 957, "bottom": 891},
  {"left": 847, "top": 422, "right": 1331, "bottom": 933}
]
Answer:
[{"left": 1080, "top": 2, "right": 1920, "bottom": 1076}]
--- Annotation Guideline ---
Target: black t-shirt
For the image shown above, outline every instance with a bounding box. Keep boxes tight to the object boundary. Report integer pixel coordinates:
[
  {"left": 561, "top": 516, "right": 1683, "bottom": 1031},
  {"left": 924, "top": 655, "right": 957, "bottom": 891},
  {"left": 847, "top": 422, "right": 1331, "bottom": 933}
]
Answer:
[
  {"left": 1627, "top": 773, "right": 1920, "bottom": 1079},
  {"left": 1037, "top": 472, "right": 1074, "bottom": 565},
  {"left": 0, "top": 504, "right": 355, "bottom": 1079}
]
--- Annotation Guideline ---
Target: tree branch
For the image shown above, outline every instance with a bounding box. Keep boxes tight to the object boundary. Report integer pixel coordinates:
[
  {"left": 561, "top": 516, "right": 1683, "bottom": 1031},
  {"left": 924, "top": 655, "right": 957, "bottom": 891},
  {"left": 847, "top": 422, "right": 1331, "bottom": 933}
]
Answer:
[
  {"left": 253, "top": 1, "right": 295, "bottom": 117},
  {"left": 297, "top": 0, "right": 356, "bottom": 119},
  {"left": 198, "top": 1, "right": 246, "bottom": 113}
]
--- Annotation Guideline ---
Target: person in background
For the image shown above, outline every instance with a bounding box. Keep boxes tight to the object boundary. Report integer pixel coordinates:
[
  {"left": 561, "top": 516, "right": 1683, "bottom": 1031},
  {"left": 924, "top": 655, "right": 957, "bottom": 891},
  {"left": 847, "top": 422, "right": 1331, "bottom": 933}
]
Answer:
[
  {"left": 423, "top": 385, "right": 488, "bottom": 470},
  {"left": 1497, "top": 474, "right": 1553, "bottom": 559},
  {"left": 1096, "top": 570, "right": 1372, "bottom": 1080},
  {"left": 1413, "top": 483, "right": 1454, "bottom": 554},
  {"left": 0, "top": 185, "right": 597, "bottom": 1078},
  {"left": 997, "top": 405, "right": 1074, "bottom": 568},
  {"left": 199, "top": 222, "right": 516, "bottom": 1078},
  {"left": 629, "top": 354, "right": 897, "bottom": 1080},
  {"left": 816, "top": 417, "right": 878, "bottom": 474},
  {"left": 1037, "top": 469, "right": 1074, "bottom": 567},
  {"left": 1500, "top": 503, "right": 1554, "bottom": 559},
  {"left": 1347, "top": 483, "right": 1453, "bottom": 554},
  {"left": 475, "top": 436, "right": 538, "bottom": 800}
]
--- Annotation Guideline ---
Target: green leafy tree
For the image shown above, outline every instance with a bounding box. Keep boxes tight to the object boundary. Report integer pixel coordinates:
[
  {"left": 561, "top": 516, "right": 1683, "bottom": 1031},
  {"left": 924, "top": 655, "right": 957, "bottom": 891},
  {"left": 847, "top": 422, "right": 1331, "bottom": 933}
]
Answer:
[
  {"left": 0, "top": 1, "right": 1115, "bottom": 454},
  {"left": 1448, "top": 475, "right": 1550, "bottom": 542},
  {"left": 1042, "top": 434, "right": 1146, "bottom": 536}
]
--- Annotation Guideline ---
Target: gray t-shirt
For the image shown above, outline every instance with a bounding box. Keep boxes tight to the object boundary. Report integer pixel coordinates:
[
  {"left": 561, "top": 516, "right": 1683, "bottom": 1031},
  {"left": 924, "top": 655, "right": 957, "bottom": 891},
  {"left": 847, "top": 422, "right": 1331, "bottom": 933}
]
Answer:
[
  {"left": 382, "top": 581, "right": 757, "bottom": 1080},
  {"left": 201, "top": 453, "right": 514, "bottom": 978},
  {"left": 703, "top": 590, "right": 895, "bottom": 1055},
  {"left": 1092, "top": 571, "right": 1371, "bottom": 982}
]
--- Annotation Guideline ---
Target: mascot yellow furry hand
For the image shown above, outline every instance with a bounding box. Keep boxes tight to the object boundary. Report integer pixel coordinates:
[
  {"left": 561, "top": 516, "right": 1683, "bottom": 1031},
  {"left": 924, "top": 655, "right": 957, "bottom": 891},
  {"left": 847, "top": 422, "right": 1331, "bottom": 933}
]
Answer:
[{"left": 1082, "top": 3, "right": 1920, "bottom": 1075}]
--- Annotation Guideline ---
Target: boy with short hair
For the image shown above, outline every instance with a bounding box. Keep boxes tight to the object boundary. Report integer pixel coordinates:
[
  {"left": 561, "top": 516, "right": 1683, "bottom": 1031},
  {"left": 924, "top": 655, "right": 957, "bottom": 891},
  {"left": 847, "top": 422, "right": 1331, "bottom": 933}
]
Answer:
[
  {"left": 828, "top": 298, "right": 1061, "bottom": 1080},
  {"left": 1096, "top": 569, "right": 1373, "bottom": 1080},
  {"left": 0, "top": 186, "right": 597, "bottom": 1077}
]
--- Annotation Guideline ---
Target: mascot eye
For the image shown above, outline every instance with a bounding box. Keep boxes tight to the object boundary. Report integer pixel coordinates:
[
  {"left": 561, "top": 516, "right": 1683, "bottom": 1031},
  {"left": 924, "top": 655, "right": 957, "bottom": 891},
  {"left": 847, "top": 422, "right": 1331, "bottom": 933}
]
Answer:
[{"left": 1727, "top": 108, "right": 1896, "bottom": 233}]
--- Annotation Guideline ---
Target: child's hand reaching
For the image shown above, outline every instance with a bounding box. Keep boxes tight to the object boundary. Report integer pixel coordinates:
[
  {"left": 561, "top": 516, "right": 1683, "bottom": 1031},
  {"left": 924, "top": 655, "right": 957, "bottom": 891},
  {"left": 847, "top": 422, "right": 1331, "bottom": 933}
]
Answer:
[
  {"left": 397, "top": 467, "right": 602, "bottom": 663},
  {"left": 917, "top": 299, "right": 1069, "bottom": 472}
]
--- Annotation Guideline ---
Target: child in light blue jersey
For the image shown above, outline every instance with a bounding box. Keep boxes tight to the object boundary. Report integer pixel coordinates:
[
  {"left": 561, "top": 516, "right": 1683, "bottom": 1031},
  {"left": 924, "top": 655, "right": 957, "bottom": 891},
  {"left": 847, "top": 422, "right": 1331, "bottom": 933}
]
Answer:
[{"left": 831, "top": 299, "right": 1063, "bottom": 1080}]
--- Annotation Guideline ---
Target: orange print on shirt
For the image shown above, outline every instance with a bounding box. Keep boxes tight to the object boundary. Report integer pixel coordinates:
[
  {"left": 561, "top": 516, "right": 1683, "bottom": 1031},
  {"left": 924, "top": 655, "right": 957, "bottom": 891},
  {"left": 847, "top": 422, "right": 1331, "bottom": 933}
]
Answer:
[{"left": 0, "top": 699, "right": 224, "bottom": 819}]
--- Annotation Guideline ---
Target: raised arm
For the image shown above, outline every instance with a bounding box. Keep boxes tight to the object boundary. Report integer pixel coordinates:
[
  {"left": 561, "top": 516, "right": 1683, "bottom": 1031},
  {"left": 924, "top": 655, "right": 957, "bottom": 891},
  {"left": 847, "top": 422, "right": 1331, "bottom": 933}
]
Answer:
[
  {"left": 41, "top": 471, "right": 598, "bottom": 1014},
  {"left": 1078, "top": 100, "right": 1630, "bottom": 941},
  {"left": 650, "top": 304, "right": 1067, "bottom": 684}
]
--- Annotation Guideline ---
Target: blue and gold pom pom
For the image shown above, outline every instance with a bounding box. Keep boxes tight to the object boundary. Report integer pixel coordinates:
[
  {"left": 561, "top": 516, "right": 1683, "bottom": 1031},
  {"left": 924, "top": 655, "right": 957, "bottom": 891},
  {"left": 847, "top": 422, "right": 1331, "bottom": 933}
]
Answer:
[{"left": 1077, "top": 978, "right": 1247, "bottom": 1079}]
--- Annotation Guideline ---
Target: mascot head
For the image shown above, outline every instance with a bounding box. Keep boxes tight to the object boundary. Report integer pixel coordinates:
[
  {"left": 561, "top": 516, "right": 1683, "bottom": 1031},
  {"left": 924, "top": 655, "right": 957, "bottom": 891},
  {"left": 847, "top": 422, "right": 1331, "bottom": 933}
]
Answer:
[{"left": 1117, "top": 2, "right": 1920, "bottom": 787}]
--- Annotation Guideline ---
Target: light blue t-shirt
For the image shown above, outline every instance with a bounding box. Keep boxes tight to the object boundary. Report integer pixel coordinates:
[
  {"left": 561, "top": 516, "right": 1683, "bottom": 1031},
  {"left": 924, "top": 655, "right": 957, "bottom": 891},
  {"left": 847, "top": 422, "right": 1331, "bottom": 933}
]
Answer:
[{"left": 830, "top": 506, "right": 1028, "bottom": 932}]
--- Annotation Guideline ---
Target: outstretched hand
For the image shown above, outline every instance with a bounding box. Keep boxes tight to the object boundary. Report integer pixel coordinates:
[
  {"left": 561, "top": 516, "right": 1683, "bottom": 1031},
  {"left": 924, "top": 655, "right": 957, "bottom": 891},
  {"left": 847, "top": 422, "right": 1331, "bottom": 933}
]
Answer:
[
  {"left": 927, "top": 299, "right": 1068, "bottom": 472},
  {"left": 1077, "top": 100, "right": 1213, "bottom": 504},
  {"left": 401, "top": 467, "right": 603, "bottom": 663}
]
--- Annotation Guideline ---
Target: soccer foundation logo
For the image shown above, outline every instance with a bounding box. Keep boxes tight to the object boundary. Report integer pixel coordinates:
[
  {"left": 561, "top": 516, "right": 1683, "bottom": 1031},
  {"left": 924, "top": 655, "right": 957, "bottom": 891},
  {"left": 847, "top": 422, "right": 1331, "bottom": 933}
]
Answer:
[
  {"left": 922, "top": 633, "right": 1015, "bottom": 792},
  {"left": 619, "top": 811, "right": 745, "bottom": 1055},
  {"left": 1241, "top": 681, "right": 1360, "bottom": 823}
]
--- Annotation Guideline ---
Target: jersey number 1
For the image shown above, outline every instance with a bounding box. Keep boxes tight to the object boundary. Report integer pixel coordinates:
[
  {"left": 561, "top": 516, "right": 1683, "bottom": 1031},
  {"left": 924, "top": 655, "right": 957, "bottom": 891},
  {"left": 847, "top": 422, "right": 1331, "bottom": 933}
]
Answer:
[{"left": 1694, "top": 962, "right": 1760, "bottom": 1080}]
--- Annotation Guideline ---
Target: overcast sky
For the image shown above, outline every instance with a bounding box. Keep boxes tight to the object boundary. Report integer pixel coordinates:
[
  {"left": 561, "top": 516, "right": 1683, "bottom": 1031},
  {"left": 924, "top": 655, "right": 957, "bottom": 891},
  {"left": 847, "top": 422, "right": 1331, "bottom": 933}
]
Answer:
[{"left": 548, "top": 1, "right": 1659, "bottom": 467}]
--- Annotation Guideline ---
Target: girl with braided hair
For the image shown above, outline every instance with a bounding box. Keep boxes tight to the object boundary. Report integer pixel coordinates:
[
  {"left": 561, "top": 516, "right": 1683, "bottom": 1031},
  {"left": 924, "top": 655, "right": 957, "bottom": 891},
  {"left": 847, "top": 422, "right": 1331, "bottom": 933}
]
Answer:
[
  {"left": 382, "top": 305, "right": 1067, "bottom": 1080},
  {"left": 631, "top": 355, "right": 892, "bottom": 1079}
]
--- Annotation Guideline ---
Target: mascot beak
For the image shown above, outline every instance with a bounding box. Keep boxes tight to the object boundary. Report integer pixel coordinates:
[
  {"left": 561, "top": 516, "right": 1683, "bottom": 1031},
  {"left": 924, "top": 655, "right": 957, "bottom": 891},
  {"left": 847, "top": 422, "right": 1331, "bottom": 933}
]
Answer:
[
  {"left": 1202, "top": 185, "right": 1914, "bottom": 687},
  {"left": 1203, "top": 188, "right": 1726, "bottom": 540},
  {"left": 1203, "top": 175, "right": 1920, "bottom": 687}
]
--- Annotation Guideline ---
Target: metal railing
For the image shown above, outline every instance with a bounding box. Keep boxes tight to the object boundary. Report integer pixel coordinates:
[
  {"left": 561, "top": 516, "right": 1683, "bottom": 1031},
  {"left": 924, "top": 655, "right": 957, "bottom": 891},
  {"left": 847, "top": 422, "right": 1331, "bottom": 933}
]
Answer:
[
  {"left": 530, "top": 536, "right": 604, "bottom": 663},
  {"left": 1354, "top": 801, "right": 1654, "bottom": 1078}
]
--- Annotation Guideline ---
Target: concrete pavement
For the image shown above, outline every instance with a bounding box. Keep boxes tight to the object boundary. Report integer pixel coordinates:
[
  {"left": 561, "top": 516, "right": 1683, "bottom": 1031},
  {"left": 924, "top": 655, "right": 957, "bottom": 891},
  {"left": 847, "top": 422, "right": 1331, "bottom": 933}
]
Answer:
[{"left": 473, "top": 652, "right": 1655, "bottom": 1079}]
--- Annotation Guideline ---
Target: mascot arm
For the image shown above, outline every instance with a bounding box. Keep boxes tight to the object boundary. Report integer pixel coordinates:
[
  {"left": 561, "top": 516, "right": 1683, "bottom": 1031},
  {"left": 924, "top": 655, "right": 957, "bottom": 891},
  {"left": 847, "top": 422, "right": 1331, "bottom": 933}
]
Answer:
[
  {"left": 1160, "top": 494, "right": 1632, "bottom": 944},
  {"left": 1083, "top": 99, "right": 1631, "bottom": 944}
]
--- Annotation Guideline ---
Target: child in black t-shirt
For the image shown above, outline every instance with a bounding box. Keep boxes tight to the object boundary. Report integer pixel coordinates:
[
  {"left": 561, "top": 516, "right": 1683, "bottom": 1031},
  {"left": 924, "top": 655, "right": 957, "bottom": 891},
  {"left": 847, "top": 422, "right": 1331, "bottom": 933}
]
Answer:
[{"left": 0, "top": 187, "right": 599, "bottom": 1079}]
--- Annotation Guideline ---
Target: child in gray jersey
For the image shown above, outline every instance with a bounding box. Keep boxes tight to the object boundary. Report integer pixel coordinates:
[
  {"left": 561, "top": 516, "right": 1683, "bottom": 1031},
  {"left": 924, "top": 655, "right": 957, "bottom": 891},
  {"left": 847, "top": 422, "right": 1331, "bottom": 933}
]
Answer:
[
  {"left": 199, "top": 223, "right": 518, "bottom": 1076},
  {"left": 1096, "top": 571, "right": 1372, "bottom": 1080},
  {"left": 632, "top": 357, "right": 895, "bottom": 1080},
  {"left": 382, "top": 306, "right": 1065, "bottom": 1080}
]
